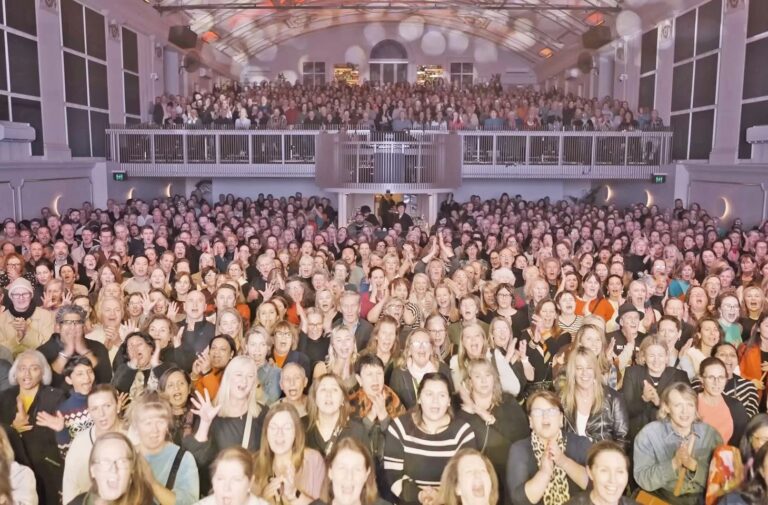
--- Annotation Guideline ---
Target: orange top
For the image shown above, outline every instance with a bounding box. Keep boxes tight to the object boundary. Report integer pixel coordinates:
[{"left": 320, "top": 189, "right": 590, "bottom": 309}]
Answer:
[
  {"left": 698, "top": 395, "right": 733, "bottom": 443},
  {"left": 194, "top": 369, "right": 224, "bottom": 400},
  {"left": 739, "top": 344, "right": 765, "bottom": 400},
  {"left": 575, "top": 297, "right": 615, "bottom": 322}
]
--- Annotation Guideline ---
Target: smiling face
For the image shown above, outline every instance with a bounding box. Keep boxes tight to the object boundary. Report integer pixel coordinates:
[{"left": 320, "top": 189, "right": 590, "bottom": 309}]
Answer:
[
  {"left": 66, "top": 363, "right": 95, "bottom": 395},
  {"left": 409, "top": 331, "right": 433, "bottom": 367},
  {"left": 90, "top": 438, "right": 132, "bottom": 501},
  {"left": 588, "top": 450, "right": 629, "bottom": 505}
]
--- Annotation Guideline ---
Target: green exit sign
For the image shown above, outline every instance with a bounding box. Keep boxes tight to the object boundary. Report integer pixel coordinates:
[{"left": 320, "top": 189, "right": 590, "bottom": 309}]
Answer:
[
  {"left": 652, "top": 174, "right": 667, "bottom": 184},
  {"left": 113, "top": 171, "right": 127, "bottom": 182}
]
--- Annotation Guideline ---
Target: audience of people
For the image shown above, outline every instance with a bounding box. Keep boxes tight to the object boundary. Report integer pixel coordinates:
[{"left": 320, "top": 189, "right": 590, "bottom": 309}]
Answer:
[{"left": 0, "top": 189, "right": 766, "bottom": 505}]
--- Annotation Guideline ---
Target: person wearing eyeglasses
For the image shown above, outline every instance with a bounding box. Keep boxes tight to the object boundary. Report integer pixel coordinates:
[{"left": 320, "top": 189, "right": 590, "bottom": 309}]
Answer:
[
  {"left": 69, "top": 431, "right": 154, "bottom": 505},
  {"left": 0, "top": 277, "right": 55, "bottom": 356},
  {"left": 506, "top": 389, "right": 590, "bottom": 505},
  {"left": 36, "top": 305, "right": 112, "bottom": 388},
  {"left": 696, "top": 357, "right": 748, "bottom": 446}
]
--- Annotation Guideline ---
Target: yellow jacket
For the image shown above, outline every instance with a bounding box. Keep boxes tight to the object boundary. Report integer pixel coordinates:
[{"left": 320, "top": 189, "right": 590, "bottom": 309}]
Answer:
[{"left": 0, "top": 307, "right": 56, "bottom": 356}]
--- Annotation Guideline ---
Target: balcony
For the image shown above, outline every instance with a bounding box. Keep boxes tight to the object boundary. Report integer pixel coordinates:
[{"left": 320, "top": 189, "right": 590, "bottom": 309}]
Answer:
[{"left": 105, "top": 126, "right": 673, "bottom": 186}]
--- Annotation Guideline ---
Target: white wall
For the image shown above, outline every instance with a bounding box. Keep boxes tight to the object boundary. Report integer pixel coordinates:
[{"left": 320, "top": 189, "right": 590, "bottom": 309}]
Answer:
[{"left": 245, "top": 22, "right": 536, "bottom": 85}]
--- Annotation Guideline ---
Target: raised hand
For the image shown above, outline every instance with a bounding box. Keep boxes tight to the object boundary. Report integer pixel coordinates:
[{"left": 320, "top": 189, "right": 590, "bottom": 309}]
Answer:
[
  {"left": 166, "top": 301, "right": 179, "bottom": 321},
  {"left": 36, "top": 410, "right": 65, "bottom": 432},
  {"left": 192, "top": 347, "right": 212, "bottom": 377},
  {"left": 259, "top": 283, "right": 276, "bottom": 302},
  {"left": 61, "top": 291, "right": 73, "bottom": 307},
  {"left": 189, "top": 389, "right": 221, "bottom": 426},
  {"left": 172, "top": 327, "right": 184, "bottom": 349},
  {"left": 141, "top": 293, "right": 155, "bottom": 315}
]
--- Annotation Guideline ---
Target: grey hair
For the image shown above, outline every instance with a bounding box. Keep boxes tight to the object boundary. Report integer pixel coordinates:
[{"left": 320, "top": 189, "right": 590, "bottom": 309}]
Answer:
[
  {"left": 55, "top": 304, "right": 86, "bottom": 325},
  {"left": 9, "top": 350, "right": 53, "bottom": 386}
]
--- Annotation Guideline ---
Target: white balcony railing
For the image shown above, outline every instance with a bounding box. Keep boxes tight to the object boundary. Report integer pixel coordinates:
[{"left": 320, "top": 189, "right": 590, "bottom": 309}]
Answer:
[{"left": 105, "top": 127, "right": 673, "bottom": 182}]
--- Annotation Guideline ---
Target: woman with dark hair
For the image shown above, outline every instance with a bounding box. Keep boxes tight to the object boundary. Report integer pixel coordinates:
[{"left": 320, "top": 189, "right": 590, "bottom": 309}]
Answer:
[
  {"left": 506, "top": 389, "right": 590, "bottom": 505},
  {"left": 384, "top": 372, "right": 476, "bottom": 505},
  {"left": 564, "top": 441, "right": 635, "bottom": 505},
  {"left": 696, "top": 357, "right": 748, "bottom": 446},
  {"left": 112, "top": 331, "right": 172, "bottom": 400},
  {"left": 739, "top": 314, "right": 768, "bottom": 402},
  {"left": 158, "top": 366, "right": 193, "bottom": 446},
  {"left": 305, "top": 373, "right": 367, "bottom": 456},
  {"left": 317, "top": 437, "right": 387, "bottom": 505},
  {"left": 521, "top": 299, "right": 572, "bottom": 392},
  {"left": 439, "top": 448, "right": 499, "bottom": 505},
  {"left": 69, "top": 431, "right": 154, "bottom": 505}
]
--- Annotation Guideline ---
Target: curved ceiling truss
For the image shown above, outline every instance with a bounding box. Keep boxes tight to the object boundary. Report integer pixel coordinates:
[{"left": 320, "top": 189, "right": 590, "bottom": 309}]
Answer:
[{"left": 154, "top": 0, "right": 625, "bottom": 63}]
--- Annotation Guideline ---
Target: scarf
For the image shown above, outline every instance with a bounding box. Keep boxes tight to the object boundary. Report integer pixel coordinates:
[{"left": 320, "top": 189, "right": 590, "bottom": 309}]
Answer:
[
  {"left": 407, "top": 359, "right": 436, "bottom": 386},
  {"left": 531, "top": 431, "right": 570, "bottom": 505},
  {"left": 8, "top": 301, "right": 36, "bottom": 320}
]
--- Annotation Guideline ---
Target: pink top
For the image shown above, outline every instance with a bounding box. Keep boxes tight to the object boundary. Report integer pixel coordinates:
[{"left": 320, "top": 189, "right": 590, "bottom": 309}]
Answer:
[{"left": 698, "top": 395, "right": 733, "bottom": 444}]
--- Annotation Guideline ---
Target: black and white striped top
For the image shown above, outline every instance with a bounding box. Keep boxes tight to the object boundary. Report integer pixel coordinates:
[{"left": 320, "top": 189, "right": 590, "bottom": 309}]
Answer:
[
  {"left": 692, "top": 374, "right": 759, "bottom": 417},
  {"left": 383, "top": 414, "right": 476, "bottom": 504}
]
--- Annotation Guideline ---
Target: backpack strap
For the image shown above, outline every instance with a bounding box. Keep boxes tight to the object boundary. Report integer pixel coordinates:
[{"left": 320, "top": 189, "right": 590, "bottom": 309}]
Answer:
[{"left": 165, "top": 447, "right": 187, "bottom": 490}]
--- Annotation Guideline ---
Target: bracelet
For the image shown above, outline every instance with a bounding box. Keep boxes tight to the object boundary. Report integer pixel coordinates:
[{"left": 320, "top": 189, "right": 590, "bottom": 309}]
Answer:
[{"left": 58, "top": 351, "right": 72, "bottom": 360}]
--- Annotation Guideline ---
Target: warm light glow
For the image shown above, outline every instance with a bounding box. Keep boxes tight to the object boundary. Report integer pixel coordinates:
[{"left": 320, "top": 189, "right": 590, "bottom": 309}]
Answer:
[
  {"left": 128, "top": 187, "right": 135, "bottom": 200},
  {"left": 165, "top": 183, "right": 172, "bottom": 198},
  {"left": 605, "top": 185, "right": 613, "bottom": 202},
  {"left": 644, "top": 189, "right": 654, "bottom": 207},
  {"left": 720, "top": 197, "right": 731, "bottom": 220},
  {"left": 539, "top": 47, "right": 553, "bottom": 58},
  {"left": 53, "top": 195, "right": 62, "bottom": 217},
  {"left": 201, "top": 31, "right": 220, "bottom": 43},
  {"left": 584, "top": 11, "right": 605, "bottom": 26}
]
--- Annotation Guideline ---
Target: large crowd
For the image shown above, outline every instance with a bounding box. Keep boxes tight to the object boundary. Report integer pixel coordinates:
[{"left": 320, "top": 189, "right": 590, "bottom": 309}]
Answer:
[
  {"left": 0, "top": 190, "right": 767, "bottom": 505},
  {"left": 149, "top": 80, "right": 665, "bottom": 133}
]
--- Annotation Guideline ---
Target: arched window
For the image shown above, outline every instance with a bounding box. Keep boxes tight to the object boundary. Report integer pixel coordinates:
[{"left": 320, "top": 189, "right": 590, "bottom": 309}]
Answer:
[
  {"left": 370, "top": 39, "right": 408, "bottom": 60},
  {"left": 369, "top": 39, "right": 408, "bottom": 84}
]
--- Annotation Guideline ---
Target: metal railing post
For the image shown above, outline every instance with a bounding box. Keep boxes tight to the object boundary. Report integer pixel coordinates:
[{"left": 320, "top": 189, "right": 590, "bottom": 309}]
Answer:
[
  {"left": 492, "top": 134, "right": 497, "bottom": 166},
  {"left": 215, "top": 134, "right": 220, "bottom": 164},
  {"left": 150, "top": 134, "right": 155, "bottom": 164}
]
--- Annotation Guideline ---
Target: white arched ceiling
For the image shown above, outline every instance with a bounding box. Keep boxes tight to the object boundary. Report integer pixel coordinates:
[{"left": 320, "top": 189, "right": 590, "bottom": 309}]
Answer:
[{"left": 156, "top": 0, "right": 646, "bottom": 64}]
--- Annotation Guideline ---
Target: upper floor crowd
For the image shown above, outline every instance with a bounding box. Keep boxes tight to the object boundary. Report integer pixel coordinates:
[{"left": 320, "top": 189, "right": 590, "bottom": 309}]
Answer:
[
  {"left": 0, "top": 190, "right": 766, "bottom": 505},
  {"left": 148, "top": 79, "right": 666, "bottom": 133}
]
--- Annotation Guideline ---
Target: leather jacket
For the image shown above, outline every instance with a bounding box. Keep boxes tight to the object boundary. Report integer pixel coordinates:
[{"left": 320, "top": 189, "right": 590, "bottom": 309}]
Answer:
[{"left": 563, "top": 386, "right": 630, "bottom": 451}]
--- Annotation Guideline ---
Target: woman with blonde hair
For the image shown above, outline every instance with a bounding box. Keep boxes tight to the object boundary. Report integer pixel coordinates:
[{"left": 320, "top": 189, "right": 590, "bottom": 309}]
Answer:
[
  {"left": 439, "top": 448, "right": 499, "bottom": 505},
  {"left": 246, "top": 326, "right": 282, "bottom": 405},
  {"left": 479, "top": 280, "right": 499, "bottom": 323},
  {"left": 559, "top": 346, "right": 629, "bottom": 450},
  {"left": 184, "top": 356, "right": 266, "bottom": 478},
  {"left": 70, "top": 431, "right": 154, "bottom": 505},
  {"left": 314, "top": 326, "right": 358, "bottom": 391},
  {"left": 319, "top": 437, "right": 382, "bottom": 505},
  {"left": 434, "top": 282, "right": 460, "bottom": 324},
  {"left": 252, "top": 403, "right": 325, "bottom": 505},
  {"left": 215, "top": 307, "right": 245, "bottom": 352},
  {"left": 255, "top": 301, "right": 281, "bottom": 335},
  {"left": 458, "top": 359, "right": 529, "bottom": 499},
  {"left": 388, "top": 329, "right": 451, "bottom": 409},
  {"left": 363, "top": 315, "right": 401, "bottom": 375}
]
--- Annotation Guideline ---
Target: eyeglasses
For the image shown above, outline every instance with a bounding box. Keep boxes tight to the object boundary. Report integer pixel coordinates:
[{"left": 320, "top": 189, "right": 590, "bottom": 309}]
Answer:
[
  {"left": 9, "top": 292, "right": 31, "bottom": 298},
  {"left": 60, "top": 320, "right": 84, "bottom": 326},
  {"left": 93, "top": 457, "right": 132, "bottom": 471},
  {"left": 6, "top": 262, "right": 21, "bottom": 268},
  {"left": 530, "top": 407, "right": 560, "bottom": 418}
]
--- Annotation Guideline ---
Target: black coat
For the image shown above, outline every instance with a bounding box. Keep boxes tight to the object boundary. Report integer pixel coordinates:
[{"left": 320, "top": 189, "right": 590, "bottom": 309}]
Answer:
[
  {"left": 563, "top": 386, "right": 630, "bottom": 451},
  {"left": 621, "top": 365, "right": 689, "bottom": 439},
  {"left": 0, "top": 386, "right": 65, "bottom": 505}
]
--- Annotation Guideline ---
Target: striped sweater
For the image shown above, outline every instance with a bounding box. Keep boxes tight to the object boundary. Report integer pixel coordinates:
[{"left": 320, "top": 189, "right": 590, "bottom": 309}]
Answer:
[{"left": 383, "top": 414, "right": 476, "bottom": 504}]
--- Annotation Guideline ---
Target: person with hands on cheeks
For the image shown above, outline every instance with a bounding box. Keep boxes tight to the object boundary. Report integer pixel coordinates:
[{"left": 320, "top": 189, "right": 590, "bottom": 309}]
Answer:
[
  {"left": 37, "top": 304, "right": 111, "bottom": 387},
  {"left": 252, "top": 403, "right": 326, "bottom": 505},
  {"left": 633, "top": 382, "right": 721, "bottom": 505},
  {"left": 439, "top": 448, "right": 499, "bottom": 505},
  {"left": 191, "top": 334, "right": 236, "bottom": 400},
  {"left": 0, "top": 350, "right": 65, "bottom": 505},
  {"left": 621, "top": 336, "right": 689, "bottom": 439},
  {"left": 0, "top": 277, "right": 55, "bottom": 355},
  {"left": 112, "top": 331, "right": 171, "bottom": 400},
  {"left": 506, "top": 389, "right": 590, "bottom": 505},
  {"left": 383, "top": 372, "right": 476, "bottom": 505},
  {"left": 128, "top": 391, "right": 200, "bottom": 505}
]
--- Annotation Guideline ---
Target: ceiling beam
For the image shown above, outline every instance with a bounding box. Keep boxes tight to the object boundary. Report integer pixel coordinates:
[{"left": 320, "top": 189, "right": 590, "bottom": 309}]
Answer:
[{"left": 155, "top": 3, "right": 622, "bottom": 13}]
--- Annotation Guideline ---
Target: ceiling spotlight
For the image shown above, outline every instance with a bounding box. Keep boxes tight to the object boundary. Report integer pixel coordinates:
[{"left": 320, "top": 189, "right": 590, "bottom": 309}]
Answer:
[
  {"left": 539, "top": 47, "right": 553, "bottom": 58},
  {"left": 201, "top": 30, "right": 220, "bottom": 43},
  {"left": 584, "top": 11, "right": 605, "bottom": 26}
]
